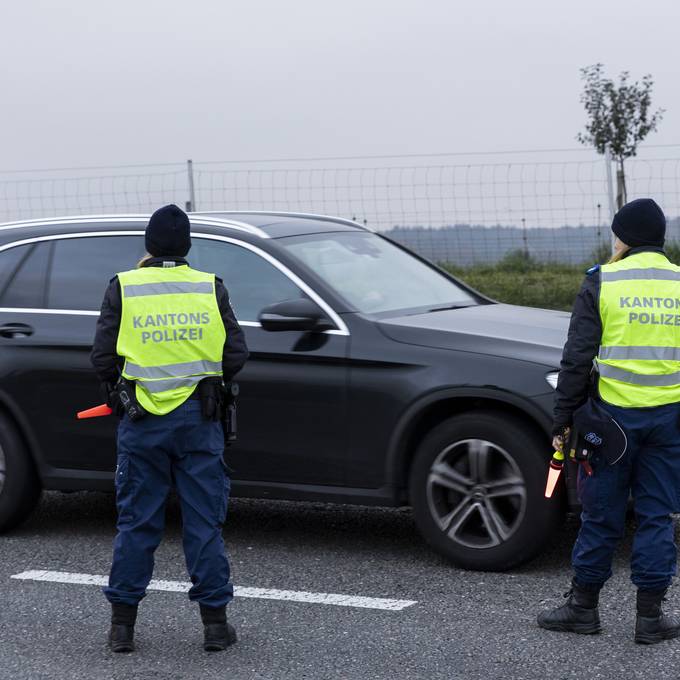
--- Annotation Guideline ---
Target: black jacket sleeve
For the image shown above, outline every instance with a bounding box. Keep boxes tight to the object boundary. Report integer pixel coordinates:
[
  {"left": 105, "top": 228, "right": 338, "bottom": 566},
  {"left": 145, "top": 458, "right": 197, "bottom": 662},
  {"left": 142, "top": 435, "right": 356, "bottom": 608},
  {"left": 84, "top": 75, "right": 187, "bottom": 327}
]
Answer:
[
  {"left": 90, "top": 277, "right": 123, "bottom": 384},
  {"left": 553, "top": 268, "right": 602, "bottom": 428},
  {"left": 215, "top": 278, "right": 249, "bottom": 381}
]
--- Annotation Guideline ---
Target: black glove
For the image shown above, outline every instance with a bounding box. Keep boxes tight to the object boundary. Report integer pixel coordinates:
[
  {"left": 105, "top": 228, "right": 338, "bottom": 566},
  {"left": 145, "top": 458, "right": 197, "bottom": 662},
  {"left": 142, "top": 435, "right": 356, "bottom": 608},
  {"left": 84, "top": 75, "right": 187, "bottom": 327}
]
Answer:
[
  {"left": 552, "top": 423, "right": 570, "bottom": 438},
  {"left": 100, "top": 381, "right": 124, "bottom": 417},
  {"left": 552, "top": 423, "right": 571, "bottom": 453}
]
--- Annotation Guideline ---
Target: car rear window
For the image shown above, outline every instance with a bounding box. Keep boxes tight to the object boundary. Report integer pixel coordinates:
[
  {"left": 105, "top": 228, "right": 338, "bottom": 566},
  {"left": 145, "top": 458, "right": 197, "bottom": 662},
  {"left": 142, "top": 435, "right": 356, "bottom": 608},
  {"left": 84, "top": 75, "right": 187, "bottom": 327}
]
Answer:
[
  {"left": 0, "top": 243, "right": 50, "bottom": 308},
  {"left": 47, "top": 236, "right": 146, "bottom": 310},
  {"left": 0, "top": 244, "right": 33, "bottom": 300}
]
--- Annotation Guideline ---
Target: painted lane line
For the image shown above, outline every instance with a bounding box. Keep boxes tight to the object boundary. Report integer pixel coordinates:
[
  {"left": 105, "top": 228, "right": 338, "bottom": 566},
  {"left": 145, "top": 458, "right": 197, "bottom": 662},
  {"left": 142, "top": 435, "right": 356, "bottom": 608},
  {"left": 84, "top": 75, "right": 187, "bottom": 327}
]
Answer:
[{"left": 10, "top": 570, "right": 416, "bottom": 612}]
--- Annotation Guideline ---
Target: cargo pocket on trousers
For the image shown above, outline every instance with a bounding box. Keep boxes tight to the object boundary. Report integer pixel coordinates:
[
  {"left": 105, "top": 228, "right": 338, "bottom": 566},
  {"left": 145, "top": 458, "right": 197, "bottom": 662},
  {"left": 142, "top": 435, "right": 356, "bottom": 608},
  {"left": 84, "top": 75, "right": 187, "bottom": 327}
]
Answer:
[
  {"left": 115, "top": 455, "right": 130, "bottom": 491},
  {"left": 673, "top": 466, "right": 680, "bottom": 514},
  {"left": 218, "top": 459, "right": 231, "bottom": 525},
  {"left": 114, "top": 454, "right": 136, "bottom": 523},
  {"left": 576, "top": 454, "right": 609, "bottom": 513}
]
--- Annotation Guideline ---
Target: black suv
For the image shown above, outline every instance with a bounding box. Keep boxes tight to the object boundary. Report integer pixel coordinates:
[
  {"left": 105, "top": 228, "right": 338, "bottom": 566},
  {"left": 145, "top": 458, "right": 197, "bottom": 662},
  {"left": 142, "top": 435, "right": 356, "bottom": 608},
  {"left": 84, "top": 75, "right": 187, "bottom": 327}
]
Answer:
[{"left": 0, "top": 211, "right": 569, "bottom": 570}]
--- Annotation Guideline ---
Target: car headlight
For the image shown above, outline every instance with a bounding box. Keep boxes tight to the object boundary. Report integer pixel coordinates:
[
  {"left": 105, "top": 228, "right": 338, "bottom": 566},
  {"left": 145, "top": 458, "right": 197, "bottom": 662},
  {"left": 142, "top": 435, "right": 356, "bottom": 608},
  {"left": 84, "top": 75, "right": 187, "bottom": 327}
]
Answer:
[{"left": 545, "top": 371, "right": 559, "bottom": 390}]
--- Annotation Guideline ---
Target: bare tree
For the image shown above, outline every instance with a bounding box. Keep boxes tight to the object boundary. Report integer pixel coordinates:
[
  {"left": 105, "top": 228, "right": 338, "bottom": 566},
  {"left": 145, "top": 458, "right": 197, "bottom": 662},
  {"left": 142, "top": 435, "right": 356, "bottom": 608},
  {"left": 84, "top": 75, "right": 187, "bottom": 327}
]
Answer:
[{"left": 577, "top": 63, "right": 664, "bottom": 209}]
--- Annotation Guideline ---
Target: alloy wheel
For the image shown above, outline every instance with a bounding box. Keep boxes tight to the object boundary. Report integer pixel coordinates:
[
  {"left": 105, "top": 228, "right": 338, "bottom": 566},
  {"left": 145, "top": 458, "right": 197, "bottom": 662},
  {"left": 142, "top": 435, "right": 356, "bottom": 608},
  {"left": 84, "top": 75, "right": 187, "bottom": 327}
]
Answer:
[{"left": 426, "top": 438, "right": 527, "bottom": 549}]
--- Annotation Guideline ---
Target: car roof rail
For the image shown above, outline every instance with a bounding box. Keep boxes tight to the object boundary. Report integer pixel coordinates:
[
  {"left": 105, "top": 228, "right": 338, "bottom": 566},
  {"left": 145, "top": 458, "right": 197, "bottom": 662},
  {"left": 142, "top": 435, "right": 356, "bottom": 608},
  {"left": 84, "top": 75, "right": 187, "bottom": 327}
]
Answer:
[
  {"left": 194, "top": 210, "right": 375, "bottom": 232},
  {"left": 0, "top": 213, "right": 269, "bottom": 238}
]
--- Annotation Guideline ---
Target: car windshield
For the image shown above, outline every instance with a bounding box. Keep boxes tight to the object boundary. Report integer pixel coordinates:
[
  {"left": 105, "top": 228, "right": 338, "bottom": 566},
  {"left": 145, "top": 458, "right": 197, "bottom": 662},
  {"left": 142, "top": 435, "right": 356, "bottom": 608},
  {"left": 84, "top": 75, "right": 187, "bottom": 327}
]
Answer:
[{"left": 280, "top": 231, "right": 479, "bottom": 315}]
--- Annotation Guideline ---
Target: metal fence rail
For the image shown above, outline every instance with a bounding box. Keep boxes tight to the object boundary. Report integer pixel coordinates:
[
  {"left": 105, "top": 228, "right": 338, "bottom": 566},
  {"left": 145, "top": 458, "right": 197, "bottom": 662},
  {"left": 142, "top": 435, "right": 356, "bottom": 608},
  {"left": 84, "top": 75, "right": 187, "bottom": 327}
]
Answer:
[{"left": 2, "top": 148, "right": 680, "bottom": 265}]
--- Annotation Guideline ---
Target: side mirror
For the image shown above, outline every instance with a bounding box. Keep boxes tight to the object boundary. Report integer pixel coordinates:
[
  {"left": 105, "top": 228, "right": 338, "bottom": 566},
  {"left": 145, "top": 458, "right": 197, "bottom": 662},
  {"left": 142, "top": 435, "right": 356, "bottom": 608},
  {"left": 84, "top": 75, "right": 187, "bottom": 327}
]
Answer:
[{"left": 258, "top": 298, "right": 335, "bottom": 333}]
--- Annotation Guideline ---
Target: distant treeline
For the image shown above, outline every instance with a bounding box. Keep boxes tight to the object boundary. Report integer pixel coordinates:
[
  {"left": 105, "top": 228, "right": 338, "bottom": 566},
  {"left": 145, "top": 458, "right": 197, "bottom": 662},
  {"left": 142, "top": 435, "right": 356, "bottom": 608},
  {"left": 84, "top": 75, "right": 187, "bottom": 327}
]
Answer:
[{"left": 385, "top": 218, "right": 680, "bottom": 266}]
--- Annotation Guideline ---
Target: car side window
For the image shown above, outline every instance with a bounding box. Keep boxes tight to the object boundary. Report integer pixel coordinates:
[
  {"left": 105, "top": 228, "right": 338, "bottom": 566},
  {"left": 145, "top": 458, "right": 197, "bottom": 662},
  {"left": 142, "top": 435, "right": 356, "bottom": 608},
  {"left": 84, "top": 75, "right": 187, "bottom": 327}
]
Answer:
[
  {"left": 0, "top": 243, "right": 50, "bottom": 308},
  {"left": 47, "top": 236, "right": 146, "bottom": 310},
  {"left": 191, "top": 238, "right": 305, "bottom": 321}
]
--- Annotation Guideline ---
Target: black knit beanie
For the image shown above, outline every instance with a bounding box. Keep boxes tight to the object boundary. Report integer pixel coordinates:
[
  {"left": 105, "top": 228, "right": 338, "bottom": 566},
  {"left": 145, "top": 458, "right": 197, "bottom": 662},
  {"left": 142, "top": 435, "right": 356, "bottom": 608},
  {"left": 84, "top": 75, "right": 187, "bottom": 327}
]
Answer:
[
  {"left": 611, "top": 198, "right": 666, "bottom": 248},
  {"left": 145, "top": 204, "right": 191, "bottom": 257}
]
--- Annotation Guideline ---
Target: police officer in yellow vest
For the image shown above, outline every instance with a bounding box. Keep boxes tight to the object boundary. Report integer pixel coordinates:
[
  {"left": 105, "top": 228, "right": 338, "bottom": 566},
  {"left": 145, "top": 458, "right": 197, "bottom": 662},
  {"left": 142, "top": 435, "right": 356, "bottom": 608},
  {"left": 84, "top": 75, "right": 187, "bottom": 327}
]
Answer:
[
  {"left": 91, "top": 205, "right": 248, "bottom": 653},
  {"left": 538, "top": 198, "right": 680, "bottom": 644}
]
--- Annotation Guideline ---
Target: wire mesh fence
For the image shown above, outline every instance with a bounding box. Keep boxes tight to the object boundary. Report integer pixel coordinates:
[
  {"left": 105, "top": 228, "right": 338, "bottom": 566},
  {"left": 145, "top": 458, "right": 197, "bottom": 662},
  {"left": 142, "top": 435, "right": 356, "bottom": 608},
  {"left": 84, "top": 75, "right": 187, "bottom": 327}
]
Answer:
[
  {"left": 0, "top": 163, "right": 187, "bottom": 222},
  {"left": 2, "top": 148, "right": 680, "bottom": 265}
]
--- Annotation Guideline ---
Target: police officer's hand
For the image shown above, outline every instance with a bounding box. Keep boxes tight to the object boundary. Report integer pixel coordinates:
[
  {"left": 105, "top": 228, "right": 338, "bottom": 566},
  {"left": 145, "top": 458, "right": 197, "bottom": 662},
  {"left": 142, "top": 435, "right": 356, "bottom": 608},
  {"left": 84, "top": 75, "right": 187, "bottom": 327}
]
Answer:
[
  {"left": 552, "top": 425, "right": 571, "bottom": 453},
  {"left": 101, "top": 381, "right": 124, "bottom": 417}
]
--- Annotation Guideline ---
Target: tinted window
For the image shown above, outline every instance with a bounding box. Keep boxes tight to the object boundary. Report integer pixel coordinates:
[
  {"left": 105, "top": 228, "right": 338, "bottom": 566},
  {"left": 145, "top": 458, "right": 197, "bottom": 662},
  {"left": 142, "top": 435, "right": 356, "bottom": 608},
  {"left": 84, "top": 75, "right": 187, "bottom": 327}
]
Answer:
[
  {"left": 48, "top": 236, "right": 146, "bottom": 310},
  {"left": 0, "top": 244, "right": 33, "bottom": 300},
  {"left": 191, "top": 238, "right": 305, "bottom": 320},
  {"left": 0, "top": 243, "right": 50, "bottom": 308}
]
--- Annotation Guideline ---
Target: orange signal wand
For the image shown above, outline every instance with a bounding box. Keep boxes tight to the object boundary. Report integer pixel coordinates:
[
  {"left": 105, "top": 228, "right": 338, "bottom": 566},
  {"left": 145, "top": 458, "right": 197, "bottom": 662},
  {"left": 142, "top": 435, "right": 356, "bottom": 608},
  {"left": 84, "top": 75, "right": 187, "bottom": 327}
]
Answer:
[
  {"left": 77, "top": 404, "right": 113, "bottom": 419},
  {"left": 544, "top": 450, "right": 565, "bottom": 498}
]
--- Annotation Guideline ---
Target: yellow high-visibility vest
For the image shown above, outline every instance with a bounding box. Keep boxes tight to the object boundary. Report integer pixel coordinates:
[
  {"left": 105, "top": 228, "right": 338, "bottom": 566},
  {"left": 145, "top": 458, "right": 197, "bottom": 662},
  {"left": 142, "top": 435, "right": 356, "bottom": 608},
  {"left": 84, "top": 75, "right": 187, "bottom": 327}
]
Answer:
[
  {"left": 597, "top": 251, "right": 680, "bottom": 407},
  {"left": 116, "top": 265, "right": 226, "bottom": 415}
]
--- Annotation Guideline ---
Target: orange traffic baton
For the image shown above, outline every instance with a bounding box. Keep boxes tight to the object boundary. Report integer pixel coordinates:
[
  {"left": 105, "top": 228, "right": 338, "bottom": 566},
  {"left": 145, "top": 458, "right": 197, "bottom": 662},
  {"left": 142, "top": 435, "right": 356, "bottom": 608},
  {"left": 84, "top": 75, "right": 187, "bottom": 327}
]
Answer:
[
  {"left": 77, "top": 403, "right": 113, "bottom": 419},
  {"left": 544, "top": 450, "right": 565, "bottom": 498}
]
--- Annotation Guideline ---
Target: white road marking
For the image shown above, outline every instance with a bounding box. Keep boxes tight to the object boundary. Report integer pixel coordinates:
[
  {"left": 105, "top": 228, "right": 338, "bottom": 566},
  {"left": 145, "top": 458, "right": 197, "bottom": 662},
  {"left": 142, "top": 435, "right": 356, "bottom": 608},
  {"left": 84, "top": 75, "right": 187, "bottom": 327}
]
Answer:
[{"left": 10, "top": 570, "right": 417, "bottom": 612}]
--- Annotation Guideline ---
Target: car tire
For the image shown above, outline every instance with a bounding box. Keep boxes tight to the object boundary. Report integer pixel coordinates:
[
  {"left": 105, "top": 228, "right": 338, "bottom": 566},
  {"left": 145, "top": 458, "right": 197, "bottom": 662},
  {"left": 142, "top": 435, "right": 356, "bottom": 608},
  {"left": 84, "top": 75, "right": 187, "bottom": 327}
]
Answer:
[
  {"left": 409, "top": 410, "right": 563, "bottom": 571},
  {"left": 0, "top": 412, "right": 41, "bottom": 533}
]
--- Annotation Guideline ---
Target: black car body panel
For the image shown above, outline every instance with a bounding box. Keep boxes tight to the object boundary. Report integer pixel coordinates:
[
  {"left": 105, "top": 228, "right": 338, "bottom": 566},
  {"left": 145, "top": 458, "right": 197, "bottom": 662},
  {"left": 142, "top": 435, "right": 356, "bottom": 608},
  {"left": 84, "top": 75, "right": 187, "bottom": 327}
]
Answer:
[{"left": 0, "top": 212, "right": 567, "bottom": 509}]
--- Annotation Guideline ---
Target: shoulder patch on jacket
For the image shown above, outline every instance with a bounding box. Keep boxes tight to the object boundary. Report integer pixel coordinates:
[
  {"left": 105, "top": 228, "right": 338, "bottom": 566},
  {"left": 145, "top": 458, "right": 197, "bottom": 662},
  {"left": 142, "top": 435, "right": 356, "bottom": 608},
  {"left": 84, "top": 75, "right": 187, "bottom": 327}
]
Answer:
[{"left": 585, "top": 264, "right": 600, "bottom": 275}]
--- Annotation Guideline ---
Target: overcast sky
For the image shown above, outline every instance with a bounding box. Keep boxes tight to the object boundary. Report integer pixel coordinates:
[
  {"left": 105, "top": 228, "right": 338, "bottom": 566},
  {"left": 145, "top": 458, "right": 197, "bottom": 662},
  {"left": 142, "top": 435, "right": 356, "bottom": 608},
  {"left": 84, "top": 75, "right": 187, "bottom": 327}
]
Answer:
[{"left": 1, "top": 0, "right": 678, "bottom": 171}]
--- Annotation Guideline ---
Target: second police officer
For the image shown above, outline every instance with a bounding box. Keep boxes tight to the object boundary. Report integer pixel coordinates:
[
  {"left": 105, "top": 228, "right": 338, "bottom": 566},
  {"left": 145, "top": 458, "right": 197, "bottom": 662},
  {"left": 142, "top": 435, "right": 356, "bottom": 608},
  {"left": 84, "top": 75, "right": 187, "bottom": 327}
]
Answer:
[
  {"left": 538, "top": 198, "right": 680, "bottom": 644},
  {"left": 91, "top": 204, "right": 248, "bottom": 653}
]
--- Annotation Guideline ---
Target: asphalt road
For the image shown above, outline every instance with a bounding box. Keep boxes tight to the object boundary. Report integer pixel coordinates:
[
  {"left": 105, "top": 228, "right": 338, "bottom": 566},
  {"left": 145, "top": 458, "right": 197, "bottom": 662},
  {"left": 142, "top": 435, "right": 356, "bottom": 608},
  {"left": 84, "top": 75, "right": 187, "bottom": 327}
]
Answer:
[{"left": 2, "top": 492, "right": 680, "bottom": 680}]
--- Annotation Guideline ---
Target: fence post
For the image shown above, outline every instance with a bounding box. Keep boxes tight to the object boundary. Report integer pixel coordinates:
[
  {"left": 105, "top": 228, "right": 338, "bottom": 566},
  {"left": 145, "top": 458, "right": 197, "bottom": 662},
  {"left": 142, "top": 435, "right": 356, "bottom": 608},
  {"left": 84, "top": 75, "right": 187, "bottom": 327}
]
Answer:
[
  {"left": 604, "top": 147, "right": 616, "bottom": 253},
  {"left": 186, "top": 159, "right": 196, "bottom": 212}
]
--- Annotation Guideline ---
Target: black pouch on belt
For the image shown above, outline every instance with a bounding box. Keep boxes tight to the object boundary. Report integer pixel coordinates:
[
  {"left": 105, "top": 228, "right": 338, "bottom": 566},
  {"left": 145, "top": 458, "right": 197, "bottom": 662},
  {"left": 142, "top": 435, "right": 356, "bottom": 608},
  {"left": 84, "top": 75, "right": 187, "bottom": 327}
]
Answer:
[
  {"left": 221, "top": 382, "right": 239, "bottom": 444},
  {"left": 572, "top": 397, "right": 628, "bottom": 465},
  {"left": 198, "top": 377, "right": 223, "bottom": 421},
  {"left": 115, "top": 379, "right": 147, "bottom": 422}
]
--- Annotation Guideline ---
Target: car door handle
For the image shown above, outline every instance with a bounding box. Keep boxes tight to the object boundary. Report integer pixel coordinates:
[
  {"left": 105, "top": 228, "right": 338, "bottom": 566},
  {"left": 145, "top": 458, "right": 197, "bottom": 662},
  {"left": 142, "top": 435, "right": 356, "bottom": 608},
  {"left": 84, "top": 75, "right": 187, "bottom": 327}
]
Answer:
[{"left": 0, "top": 323, "right": 34, "bottom": 338}]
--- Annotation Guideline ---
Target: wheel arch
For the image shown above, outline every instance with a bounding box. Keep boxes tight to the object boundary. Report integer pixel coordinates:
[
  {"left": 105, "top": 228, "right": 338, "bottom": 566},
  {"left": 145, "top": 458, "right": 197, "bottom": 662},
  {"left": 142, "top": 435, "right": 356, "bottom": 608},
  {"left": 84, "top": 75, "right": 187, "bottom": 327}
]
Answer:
[
  {"left": 386, "top": 388, "right": 552, "bottom": 501},
  {"left": 0, "top": 388, "right": 44, "bottom": 479}
]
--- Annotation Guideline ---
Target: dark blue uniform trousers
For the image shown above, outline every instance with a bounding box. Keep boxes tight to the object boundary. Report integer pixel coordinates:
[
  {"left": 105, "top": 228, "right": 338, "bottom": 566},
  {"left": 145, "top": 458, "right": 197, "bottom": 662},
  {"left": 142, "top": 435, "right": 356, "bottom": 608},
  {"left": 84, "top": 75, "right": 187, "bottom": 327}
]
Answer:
[
  {"left": 573, "top": 401, "right": 680, "bottom": 591},
  {"left": 103, "top": 399, "right": 233, "bottom": 608}
]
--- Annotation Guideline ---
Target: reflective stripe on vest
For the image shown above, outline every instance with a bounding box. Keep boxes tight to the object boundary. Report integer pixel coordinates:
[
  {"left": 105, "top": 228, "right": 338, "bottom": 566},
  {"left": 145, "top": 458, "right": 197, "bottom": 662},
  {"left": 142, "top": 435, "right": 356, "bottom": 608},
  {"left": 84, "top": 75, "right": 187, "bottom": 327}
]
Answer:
[
  {"left": 122, "top": 281, "right": 215, "bottom": 297},
  {"left": 598, "top": 363, "right": 680, "bottom": 387},
  {"left": 601, "top": 268, "right": 680, "bottom": 283},
  {"left": 141, "top": 375, "right": 210, "bottom": 393},
  {"left": 599, "top": 346, "right": 680, "bottom": 361},
  {"left": 596, "top": 251, "right": 680, "bottom": 407},
  {"left": 123, "top": 359, "right": 223, "bottom": 380},
  {"left": 116, "top": 265, "right": 226, "bottom": 416}
]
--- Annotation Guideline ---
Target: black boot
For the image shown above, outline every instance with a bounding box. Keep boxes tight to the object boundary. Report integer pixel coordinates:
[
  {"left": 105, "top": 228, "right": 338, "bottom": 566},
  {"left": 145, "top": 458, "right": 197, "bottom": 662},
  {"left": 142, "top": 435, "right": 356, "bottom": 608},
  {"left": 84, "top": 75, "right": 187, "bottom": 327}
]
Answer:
[
  {"left": 109, "top": 603, "right": 138, "bottom": 653},
  {"left": 635, "top": 588, "right": 680, "bottom": 645},
  {"left": 537, "top": 581, "right": 602, "bottom": 634},
  {"left": 200, "top": 604, "right": 237, "bottom": 652}
]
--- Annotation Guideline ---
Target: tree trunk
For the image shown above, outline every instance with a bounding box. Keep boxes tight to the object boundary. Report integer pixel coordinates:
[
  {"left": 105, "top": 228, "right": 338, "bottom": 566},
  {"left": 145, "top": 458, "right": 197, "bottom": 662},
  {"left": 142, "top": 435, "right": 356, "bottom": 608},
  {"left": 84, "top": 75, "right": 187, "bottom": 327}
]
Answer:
[{"left": 616, "top": 160, "right": 627, "bottom": 209}]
